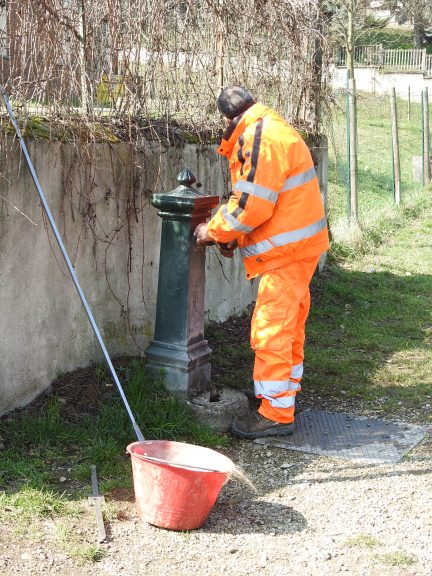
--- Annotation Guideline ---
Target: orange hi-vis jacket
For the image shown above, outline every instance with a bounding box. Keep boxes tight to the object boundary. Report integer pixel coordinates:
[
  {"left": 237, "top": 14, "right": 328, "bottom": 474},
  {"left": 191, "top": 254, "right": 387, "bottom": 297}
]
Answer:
[{"left": 207, "top": 102, "right": 329, "bottom": 278}]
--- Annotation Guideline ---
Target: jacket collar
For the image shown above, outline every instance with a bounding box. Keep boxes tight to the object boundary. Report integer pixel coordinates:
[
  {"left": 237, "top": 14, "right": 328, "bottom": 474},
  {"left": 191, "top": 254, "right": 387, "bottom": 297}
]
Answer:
[{"left": 217, "top": 102, "right": 269, "bottom": 158}]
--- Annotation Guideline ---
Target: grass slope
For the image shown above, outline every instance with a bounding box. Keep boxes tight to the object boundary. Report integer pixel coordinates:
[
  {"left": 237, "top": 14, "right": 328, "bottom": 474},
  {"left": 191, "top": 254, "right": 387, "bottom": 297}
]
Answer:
[
  {"left": 0, "top": 361, "right": 227, "bottom": 522},
  {"left": 208, "top": 199, "right": 432, "bottom": 424},
  {"left": 307, "top": 206, "right": 432, "bottom": 422}
]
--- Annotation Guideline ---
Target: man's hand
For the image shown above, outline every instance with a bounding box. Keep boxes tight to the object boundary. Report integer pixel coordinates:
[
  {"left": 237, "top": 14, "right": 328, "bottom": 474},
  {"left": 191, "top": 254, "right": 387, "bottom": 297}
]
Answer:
[
  {"left": 194, "top": 223, "right": 212, "bottom": 245},
  {"left": 194, "top": 223, "right": 237, "bottom": 257},
  {"left": 218, "top": 240, "right": 238, "bottom": 258}
]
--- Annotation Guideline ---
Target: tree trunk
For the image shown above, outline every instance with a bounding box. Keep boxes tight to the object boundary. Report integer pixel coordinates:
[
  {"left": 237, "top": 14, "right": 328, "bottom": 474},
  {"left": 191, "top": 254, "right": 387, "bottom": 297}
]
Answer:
[
  {"left": 215, "top": 1, "right": 225, "bottom": 92},
  {"left": 347, "top": 0, "right": 355, "bottom": 80},
  {"left": 311, "top": 2, "right": 324, "bottom": 134},
  {"left": 413, "top": 12, "right": 425, "bottom": 49}
]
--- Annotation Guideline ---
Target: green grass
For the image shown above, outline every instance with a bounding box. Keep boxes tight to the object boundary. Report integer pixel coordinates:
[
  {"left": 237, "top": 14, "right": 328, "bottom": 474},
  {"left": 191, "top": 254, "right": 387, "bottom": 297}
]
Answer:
[
  {"left": 327, "top": 92, "right": 428, "bottom": 256},
  {"left": 55, "top": 523, "right": 105, "bottom": 563},
  {"left": 305, "top": 93, "right": 432, "bottom": 421},
  {"left": 208, "top": 197, "right": 432, "bottom": 421},
  {"left": 379, "top": 551, "right": 417, "bottom": 566},
  {"left": 0, "top": 361, "right": 228, "bottom": 520},
  {"left": 0, "top": 487, "right": 81, "bottom": 520},
  {"left": 307, "top": 209, "right": 432, "bottom": 420},
  {"left": 345, "top": 533, "right": 381, "bottom": 548}
]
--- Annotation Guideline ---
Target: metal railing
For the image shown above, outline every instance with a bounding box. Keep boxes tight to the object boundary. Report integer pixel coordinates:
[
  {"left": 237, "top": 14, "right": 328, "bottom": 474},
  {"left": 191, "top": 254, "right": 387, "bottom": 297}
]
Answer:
[
  {"left": 382, "top": 48, "right": 425, "bottom": 72},
  {"left": 427, "top": 55, "right": 432, "bottom": 76},
  {"left": 335, "top": 45, "right": 432, "bottom": 75}
]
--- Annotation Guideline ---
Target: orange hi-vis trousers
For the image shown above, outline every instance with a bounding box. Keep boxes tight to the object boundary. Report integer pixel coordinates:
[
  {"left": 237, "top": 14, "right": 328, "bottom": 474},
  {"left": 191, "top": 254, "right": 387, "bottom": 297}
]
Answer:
[{"left": 251, "top": 255, "right": 321, "bottom": 424}]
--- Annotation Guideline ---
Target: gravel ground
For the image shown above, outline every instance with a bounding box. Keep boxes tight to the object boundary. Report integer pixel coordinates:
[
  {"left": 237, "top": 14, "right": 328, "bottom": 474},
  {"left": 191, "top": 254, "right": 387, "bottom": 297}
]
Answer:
[{"left": 1, "top": 435, "right": 431, "bottom": 576}]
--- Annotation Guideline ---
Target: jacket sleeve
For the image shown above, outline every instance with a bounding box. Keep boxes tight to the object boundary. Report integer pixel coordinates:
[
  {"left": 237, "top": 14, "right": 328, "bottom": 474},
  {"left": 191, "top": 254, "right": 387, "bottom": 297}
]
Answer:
[{"left": 207, "top": 119, "right": 287, "bottom": 244}]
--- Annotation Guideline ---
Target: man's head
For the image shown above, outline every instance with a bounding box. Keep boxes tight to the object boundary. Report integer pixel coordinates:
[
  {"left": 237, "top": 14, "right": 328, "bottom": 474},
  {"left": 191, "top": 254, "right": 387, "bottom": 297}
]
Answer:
[{"left": 217, "top": 86, "right": 256, "bottom": 120}]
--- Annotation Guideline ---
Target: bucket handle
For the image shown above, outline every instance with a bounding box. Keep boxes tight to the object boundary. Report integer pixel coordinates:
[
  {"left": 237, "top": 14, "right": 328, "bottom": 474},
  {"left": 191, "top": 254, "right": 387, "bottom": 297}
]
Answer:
[{"left": 132, "top": 451, "right": 232, "bottom": 474}]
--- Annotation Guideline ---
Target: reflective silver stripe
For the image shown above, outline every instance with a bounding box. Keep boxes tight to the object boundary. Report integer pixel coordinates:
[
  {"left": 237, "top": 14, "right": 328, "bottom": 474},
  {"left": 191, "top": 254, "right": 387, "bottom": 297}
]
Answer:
[
  {"left": 254, "top": 380, "right": 290, "bottom": 396},
  {"left": 288, "top": 381, "right": 301, "bottom": 391},
  {"left": 281, "top": 167, "right": 317, "bottom": 192},
  {"left": 268, "top": 395, "right": 296, "bottom": 409},
  {"left": 221, "top": 206, "right": 253, "bottom": 233},
  {"left": 290, "top": 362, "right": 304, "bottom": 380},
  {"left": 234, "top": 181, "right": 278, "bottom": 203},
  {"left": 240, "top": 217, "right": 327, "bottom": 258}
]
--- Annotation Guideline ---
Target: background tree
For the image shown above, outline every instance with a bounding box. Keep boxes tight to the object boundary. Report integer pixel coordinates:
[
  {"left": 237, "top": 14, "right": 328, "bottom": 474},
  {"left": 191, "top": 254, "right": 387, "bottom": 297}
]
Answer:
[
  {"left": 323, "top": 0, "right": 384, "bottom": 76},
  {"left": 323, "top": 0, "right": 373, "bottom": 225},
  {"left": 383, "top": 1, "right": 432, "bottom": 48}
]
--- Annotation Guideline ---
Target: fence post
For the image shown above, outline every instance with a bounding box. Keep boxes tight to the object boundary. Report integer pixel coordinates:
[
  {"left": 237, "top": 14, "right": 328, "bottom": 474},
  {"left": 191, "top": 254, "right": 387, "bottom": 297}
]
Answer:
[
  {"left": 422, "top": 88, "right": 431, "bottom": 186},
  {"left": 348, "top": 77, "right": 358, "bottom": 223},
  {"left": 390, "top": 88, "right": 401, "bottom": 204},
  {"left": 345, "top": 71, "right": 351, "bottom": 219},
  {"left": 379, "top": 44, "right": 384, "bottom": 67},
  {"left": 422, "top": 49, "right": 427, "bottom": 73},
  {"left": 408, "top": 85, "right": 411, "bottom": 122}
]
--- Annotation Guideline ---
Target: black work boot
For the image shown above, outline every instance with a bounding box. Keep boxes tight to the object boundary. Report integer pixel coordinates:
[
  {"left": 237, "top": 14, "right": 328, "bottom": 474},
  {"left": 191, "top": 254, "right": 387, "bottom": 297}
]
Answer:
[
  {"left": 231, "top": 412, "right": 295, "bottom": 440},
  {"left": 242, "top": 388, "right": 303, "bottom": 415},
  {"left": 241, "top": 389, "right": 260, "bottom": 409}
]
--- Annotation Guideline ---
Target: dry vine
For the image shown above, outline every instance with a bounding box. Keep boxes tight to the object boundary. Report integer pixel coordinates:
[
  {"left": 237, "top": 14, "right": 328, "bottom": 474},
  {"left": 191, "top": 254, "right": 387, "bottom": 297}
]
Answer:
[
  {"left": 0, "top": 0, "right": 331, "bottom": 352},
  {"left": 1, "top": 0, "right": 330, "bottom": 136}
]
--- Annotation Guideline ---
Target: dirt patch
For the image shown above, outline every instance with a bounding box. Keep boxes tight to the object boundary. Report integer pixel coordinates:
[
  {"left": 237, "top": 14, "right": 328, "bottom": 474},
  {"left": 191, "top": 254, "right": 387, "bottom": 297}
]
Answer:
[
  {"left": 5, "top": 358, "right": 133, "bottom": 424},
  {"left": 1, "top": 343, "right": 431, "bottom": 576}
]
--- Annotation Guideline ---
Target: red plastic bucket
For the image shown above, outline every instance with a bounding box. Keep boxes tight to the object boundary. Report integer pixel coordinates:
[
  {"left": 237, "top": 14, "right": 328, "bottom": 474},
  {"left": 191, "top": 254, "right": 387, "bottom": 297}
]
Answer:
[{"left": 127, "top": 440, "right": 235, "bottom": 530}]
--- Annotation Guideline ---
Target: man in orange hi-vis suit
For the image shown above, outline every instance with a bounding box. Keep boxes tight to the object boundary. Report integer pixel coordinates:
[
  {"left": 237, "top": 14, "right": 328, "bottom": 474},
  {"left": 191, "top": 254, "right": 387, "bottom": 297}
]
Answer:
[{"left": 194, "top": 86, "right": 329, "bottom": 439}]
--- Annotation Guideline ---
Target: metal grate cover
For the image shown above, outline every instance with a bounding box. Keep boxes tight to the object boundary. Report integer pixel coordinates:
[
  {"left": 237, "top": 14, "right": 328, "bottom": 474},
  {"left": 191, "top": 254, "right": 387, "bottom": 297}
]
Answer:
[{"left": 255, "top": 409, "right": 426, "bottom": 464}]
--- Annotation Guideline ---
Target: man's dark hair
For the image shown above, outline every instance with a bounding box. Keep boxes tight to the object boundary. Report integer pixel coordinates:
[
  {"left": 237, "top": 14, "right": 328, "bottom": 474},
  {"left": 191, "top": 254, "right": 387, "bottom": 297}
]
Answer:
[{"left": 217, "top": 86, "right": 256, "bottom": 119}]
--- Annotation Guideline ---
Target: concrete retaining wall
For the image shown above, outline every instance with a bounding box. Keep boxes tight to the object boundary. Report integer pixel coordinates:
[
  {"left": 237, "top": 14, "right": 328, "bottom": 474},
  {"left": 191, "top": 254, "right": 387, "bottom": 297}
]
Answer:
[
  {"left": 0, "top": 135, "right": 327, "bottom": 415},
  {"left": 331, "top": 66, "right": 432, "bottom": 100}
]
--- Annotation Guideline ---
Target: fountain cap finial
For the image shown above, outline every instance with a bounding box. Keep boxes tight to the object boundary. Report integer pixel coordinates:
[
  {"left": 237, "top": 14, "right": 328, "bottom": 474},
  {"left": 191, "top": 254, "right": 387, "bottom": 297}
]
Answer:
[
  {"left": 162, "top": 168, "right": 202, "bottom": 198},
  {"left": 151, "top": 167, "right": 219, "bottom": 214},
  {"left": 177, "top": 169, "right": 197, "bottom": 187}
]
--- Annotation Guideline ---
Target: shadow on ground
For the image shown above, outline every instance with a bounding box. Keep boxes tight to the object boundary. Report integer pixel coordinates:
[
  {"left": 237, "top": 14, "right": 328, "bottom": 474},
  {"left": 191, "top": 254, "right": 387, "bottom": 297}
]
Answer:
[{"left": 205, "top": 496, "right": 307, "bottom": 535}]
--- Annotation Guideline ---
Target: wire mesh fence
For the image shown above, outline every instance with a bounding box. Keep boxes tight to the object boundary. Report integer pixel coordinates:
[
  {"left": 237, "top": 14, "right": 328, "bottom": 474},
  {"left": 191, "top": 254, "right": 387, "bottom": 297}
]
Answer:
[{"left": 326, "top": 87, "right": 430, "bottom": 232}]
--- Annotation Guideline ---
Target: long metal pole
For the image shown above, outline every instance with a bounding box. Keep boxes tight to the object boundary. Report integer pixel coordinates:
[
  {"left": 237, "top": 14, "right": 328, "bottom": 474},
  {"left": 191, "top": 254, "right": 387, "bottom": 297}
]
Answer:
[{"left": 0, "top": 86, "right": 144, "bottom": 443}]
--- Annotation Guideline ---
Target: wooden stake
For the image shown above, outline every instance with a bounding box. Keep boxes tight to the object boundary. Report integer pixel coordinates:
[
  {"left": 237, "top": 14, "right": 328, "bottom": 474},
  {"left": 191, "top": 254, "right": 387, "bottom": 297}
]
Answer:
[
  {"left": 345, "top": 71, "right": 351, "bottom": 220},
  {"left": 390, "top": 88, "right": 401, "bottom": 204},
  {"left": 348, "top": 77, "right": 358, "bottom": 223},
  {"left": 423, "top": 88, "right": 431, "bottom": 186},
  {"left": 408, "top": 85, "right": 411, "bottom": 123}
]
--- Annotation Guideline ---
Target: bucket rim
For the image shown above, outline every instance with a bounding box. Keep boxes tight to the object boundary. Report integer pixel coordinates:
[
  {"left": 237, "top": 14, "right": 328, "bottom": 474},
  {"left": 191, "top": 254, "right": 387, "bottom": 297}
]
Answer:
[{"left": 126, "top": 440, "right": 235, "bottom": 474}]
